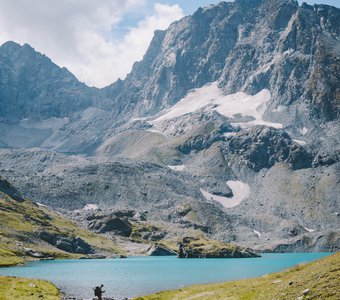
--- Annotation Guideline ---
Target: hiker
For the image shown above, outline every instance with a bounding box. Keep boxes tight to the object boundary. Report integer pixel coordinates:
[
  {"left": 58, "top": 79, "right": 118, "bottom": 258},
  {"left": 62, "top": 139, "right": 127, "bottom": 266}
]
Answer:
[
  {"left": 94, "top": 284, "right": 105, "bottom": 300},
  {"left": 178, "top": 242, "right": 185, "bottom": 258}
]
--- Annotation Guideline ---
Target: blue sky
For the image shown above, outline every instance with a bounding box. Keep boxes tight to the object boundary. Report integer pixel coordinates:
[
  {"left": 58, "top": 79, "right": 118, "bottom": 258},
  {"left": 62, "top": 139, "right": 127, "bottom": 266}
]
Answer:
[{"left": 0, "top": 0, "right": 338, "bottom": 87}]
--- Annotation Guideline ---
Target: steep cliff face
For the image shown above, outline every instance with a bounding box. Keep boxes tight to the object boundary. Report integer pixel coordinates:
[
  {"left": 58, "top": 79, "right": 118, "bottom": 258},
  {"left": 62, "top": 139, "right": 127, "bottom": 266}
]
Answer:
[{"left": 105, "top": 0, "right": 339, "bottom": 122}]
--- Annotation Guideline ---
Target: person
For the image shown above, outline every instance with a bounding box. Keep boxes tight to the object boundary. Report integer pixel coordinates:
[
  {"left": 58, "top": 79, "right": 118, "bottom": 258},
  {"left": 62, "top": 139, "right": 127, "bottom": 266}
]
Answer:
[
  {"left": 178, "top": 242, "right": 185, "bottom": 258},
  {"left": 94, "top": 284, "right": 105, "bottom": 300}
]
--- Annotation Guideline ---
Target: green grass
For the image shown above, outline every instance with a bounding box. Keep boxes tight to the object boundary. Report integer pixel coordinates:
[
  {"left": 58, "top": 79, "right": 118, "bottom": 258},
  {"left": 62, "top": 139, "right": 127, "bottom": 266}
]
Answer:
[
  {"left": 135, "top": 252, "right": 340, "bottom": 300},
  {"left": 0, "top": 195, "right": 124, "bottom": 267},
  {"left": 0, "top": 276, "right": 60, "bottom": 300},
  {"left": 0, "top": 249, "right": 24, "bottom": 267}
]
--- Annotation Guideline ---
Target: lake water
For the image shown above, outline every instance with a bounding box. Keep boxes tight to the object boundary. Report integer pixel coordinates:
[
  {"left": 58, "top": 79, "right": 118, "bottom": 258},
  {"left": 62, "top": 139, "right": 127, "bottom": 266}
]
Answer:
[{"left": 0, "top": 253, "right": 330, "bottom": 299}]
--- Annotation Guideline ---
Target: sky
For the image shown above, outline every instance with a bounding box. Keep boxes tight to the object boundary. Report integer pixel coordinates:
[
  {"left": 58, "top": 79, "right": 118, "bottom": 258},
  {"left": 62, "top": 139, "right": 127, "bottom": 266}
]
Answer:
[{"left": 0, "top": 0, "right": 338, "bottom": 88}]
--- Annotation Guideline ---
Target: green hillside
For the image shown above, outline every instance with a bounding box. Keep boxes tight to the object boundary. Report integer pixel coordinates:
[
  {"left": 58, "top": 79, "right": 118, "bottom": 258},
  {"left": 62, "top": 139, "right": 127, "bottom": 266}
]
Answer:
[
  {"left": 136, "top": 252, "right": 340, "bottom": 300},
  {"left": 0, "top": 177, "right": 122, "bottom": 267}
]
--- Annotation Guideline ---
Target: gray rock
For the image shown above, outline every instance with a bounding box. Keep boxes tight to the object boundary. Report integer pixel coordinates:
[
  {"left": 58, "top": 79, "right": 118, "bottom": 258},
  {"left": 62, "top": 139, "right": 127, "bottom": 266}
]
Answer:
[
  {"left": 302, "top": 289, "right": 310, "bottom": 295},
  {"left": 0, "top": 176, "right": 24, "bottom": 202},
  {"left": 39, "top": 232, "right": 94, "bottom": 254},
  {"left": 146, "top": 245, "right": 177, "bottom": 256},
  {"left": 224, "top": 126, "right": 313, "bottom": 171},
  {"left": 89, "top": 216, "right": 133, "bottom": 237}
]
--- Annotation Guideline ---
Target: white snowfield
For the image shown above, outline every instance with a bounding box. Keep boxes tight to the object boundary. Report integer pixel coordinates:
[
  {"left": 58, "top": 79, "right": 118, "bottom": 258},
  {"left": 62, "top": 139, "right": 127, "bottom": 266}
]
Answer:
[
  {"left": 167, "top": 165, "right": 186, "bottom": 171},
  {"left": 152, "top": 82, "right": 283, "bottom": 129},
  {"left": 303, "top": 226, "right": 315, "bottom": 233},
  {"left": 83, "top": 204, "right": 99, "bottom": 210},
  {"left": 300, "top": 127, "right": 308, "bottom": 135},
  {"left": 293, "top": 139, "right": 307, "bottom": 146},
  {"left": 253, "top": 229, "right": 262, "bottom": 237},
  {"left": 200, "top": 180, "right": 250, "bottom": 208}
]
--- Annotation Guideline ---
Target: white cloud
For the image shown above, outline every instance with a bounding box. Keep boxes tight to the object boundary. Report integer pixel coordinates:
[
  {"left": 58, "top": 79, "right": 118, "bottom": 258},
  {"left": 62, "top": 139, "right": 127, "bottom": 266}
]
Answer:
[{"left": 0, "top": 0, "right": 183, "bottom": 87}]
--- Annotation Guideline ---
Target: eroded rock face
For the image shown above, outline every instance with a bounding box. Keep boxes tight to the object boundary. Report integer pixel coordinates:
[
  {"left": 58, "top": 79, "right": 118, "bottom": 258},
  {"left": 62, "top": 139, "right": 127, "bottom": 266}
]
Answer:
[
  {"left": 0, "top": 177, "right": 24, "bottom": 202},
  {"left": 225, "top": 126, "right": 313, "bottom": 171},
  {"left": 265, "top": 231, "right": 340, "bottom": 252},
  {"left": 105, "top": 0, "right": 339, "bottom": 122},
  {"left": 88, "top": 215, "right": 133, "bottom": 237},
  {"left": 39, "top": 232, "right": 94, "bottom": 254}
]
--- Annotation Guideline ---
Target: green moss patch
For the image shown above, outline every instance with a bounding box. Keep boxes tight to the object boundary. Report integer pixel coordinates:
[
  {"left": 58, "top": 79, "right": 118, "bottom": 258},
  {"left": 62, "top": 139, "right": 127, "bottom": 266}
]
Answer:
[{"left": 0, "top": 276, "right": 60, "bottom": 300}]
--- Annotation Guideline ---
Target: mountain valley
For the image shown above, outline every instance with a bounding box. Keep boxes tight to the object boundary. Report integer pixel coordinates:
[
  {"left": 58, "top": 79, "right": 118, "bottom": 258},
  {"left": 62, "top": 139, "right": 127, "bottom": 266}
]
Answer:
[{"left": 0, "top": 0, "right": 339, "bottom": 254}]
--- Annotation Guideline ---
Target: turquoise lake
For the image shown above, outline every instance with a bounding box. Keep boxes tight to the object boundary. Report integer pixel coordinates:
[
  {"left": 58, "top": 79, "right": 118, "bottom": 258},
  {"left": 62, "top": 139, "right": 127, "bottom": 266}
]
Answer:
[{"left": 0, "top": 253, "right": 331, "bottom": 299}]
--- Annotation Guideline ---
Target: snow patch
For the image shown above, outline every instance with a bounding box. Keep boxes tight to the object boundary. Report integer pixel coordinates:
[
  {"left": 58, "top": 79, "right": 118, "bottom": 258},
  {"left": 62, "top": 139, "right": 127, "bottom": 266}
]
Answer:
[
  {"left": 83, "top": 204, "right": 99, "bottom": 211},
  {"left": 300, "top": 127, "right": 308, "bottom": 135},
  {"left": 226, "top": 180, "right": 250, "bottom": 207},
  {"left": 146, "top": 129, "right": 163, "bottom": 134},
  {"left": 201, "top": 180, "right": 250, "bottom": 208},
  {"left": 303, "top": 226, "right": 315, "bottom": 233},
  {"left": 224, "top": 132, "right": 237, "bottom": 138},
  {"left": 293, "top": 139, "right": 307, "bottom": 146},
  {"left": 167, "top": 165, "right": 185, "bottom": 171},
  {"left": 253, "top": 229, "right": 262, "bottom": 237},
  {"left": 152, "top": 82, "right": 282, "bottom": 129}
]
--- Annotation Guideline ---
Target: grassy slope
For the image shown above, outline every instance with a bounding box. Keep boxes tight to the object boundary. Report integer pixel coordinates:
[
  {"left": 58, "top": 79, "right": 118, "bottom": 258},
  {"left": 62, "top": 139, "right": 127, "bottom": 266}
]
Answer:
[
  {"left": 0, "top": 276, "right": 60, "bottom": 300},
  {"left": 135, "top": 252, "right": 340, "bottom": 300},
  {"left": 0, "top": 192, "right": 123, "bottom": 267}
]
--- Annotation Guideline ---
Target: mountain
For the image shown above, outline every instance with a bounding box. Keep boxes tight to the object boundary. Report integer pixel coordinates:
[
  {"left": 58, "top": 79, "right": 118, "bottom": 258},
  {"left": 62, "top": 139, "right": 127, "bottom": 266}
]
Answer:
[
  {"left": 0, "top": 41, "right": 94, "bottom": 121},
  {"left": 105, "top": 0, "right": 339, "bottom": 121},
  {"left": 0, "top": 41, "right": 115, "bottom": 152},
  {"left": 0, "top": 0, "right": 339, "bottom": 252}
]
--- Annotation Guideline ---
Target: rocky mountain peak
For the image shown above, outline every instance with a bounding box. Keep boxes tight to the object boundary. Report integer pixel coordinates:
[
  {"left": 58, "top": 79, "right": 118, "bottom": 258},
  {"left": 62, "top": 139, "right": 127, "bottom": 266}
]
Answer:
[{"left": 104, "top": 0, "right": 339, "bottom": 124}]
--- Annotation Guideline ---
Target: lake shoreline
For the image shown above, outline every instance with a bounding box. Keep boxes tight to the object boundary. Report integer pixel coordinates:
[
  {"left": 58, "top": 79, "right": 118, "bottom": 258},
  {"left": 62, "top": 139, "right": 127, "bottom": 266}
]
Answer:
[{"left": 0, "top": 252, "right": 332, "bottom": 299}]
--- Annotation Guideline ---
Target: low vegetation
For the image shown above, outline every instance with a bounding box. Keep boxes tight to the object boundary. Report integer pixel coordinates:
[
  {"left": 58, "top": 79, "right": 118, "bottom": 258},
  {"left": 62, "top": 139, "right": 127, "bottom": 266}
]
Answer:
[
  {"left": 0, "top": 184, "right": 123, "bottom": 267},
  {"left": 0, "top": 276, "right": 60, "bottom": 300},
  {"left": 177, "top": 236, "right": 260, "bottom": 258},
  {"left": 135, "top": 252, "right": 340, "bottom": 300}
]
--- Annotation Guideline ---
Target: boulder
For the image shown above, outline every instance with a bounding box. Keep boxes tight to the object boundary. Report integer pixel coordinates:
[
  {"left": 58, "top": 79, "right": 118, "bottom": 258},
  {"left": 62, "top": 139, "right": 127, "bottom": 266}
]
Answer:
[
  {"left": 39, "top": 232, "right": 94, "bottom": 254},
  {"left": 147, "top": 245, "right": 177, "bottom": 256},
  {"left": 89, "top": 216, "right": 133, "bottom": 236},
  {"left": 99, "top": 217, "right": 132, "bottom": 236},
  {"left": 23, "top": 248, "right": 50, "bottom": 259}
]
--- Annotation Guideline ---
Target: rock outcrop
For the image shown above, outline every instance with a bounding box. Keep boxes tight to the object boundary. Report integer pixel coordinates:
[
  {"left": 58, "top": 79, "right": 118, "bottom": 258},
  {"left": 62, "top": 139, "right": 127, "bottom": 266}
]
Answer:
[
  {"left": 146, "top": 244, "right": 177, "bottom": 256},
  {"left": 0, "top": 176, "right": 24, "bottom": 202},
  {"left": 87, "top": 215, "right": 133, "bottom": 237},
  {"left": 39, "top": 232, "right": 94, "bottom": 254},
  {"left": 224, "top": 126, "right": 313, "bottom": 171},
  {"left": 178, "top": 237, "right": 260, "bottom": 258}
]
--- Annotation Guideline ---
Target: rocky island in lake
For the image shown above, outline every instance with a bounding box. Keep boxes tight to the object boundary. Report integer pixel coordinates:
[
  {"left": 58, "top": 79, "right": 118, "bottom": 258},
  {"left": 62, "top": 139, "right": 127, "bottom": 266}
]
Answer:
[{"left": 178, "top": 237, "right": 260, "bottom": 258}]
